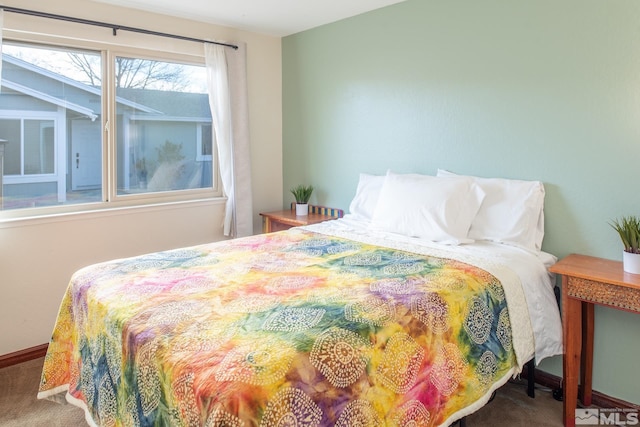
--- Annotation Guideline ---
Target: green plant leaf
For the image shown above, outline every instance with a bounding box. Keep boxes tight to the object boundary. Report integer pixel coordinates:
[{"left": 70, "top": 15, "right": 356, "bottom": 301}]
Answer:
[
  {"left": 290, "top": 184, "right": 314, "bottom": 204},
  {"left": 610, "top": 216, "right": 640, "bottom": 253}
]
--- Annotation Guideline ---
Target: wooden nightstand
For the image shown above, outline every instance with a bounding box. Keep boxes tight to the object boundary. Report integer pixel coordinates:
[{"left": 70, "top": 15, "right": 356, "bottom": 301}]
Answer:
[
  {"left": 260, "top": 204, "right": 344, "bottom": 233},
  {"left": 550, "top": 254, "right": 640, "bottom": 427}
]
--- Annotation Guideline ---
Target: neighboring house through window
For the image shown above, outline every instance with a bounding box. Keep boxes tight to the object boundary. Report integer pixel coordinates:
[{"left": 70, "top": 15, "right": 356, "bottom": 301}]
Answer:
[{"left": 0, "top": 42, "right": 218, "bottom": 215}]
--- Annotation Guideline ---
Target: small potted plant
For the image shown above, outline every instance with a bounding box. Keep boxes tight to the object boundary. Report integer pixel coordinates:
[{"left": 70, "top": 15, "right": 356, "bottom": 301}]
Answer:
[
  {"left": 290, "top": 184, "right": 314, "bottom": 216},
  {"left": 610, "top": 215, "right": 640, "bottom": 274}
]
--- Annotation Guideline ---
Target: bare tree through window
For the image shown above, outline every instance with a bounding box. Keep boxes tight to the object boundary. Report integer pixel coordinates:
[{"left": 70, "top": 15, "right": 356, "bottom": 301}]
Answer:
[{"left": 67, "top": 54, "right": 189, "bottom": 90}]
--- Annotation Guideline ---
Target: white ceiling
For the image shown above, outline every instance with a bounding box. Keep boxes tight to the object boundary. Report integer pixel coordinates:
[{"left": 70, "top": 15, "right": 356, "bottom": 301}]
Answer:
[{"left": 92, "top": 0, "right": 407, "bottom": 37}]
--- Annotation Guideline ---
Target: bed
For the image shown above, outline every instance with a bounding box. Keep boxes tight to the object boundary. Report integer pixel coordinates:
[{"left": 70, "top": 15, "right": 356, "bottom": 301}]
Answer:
[{"left": 37, "top": 171, "right": 563, "bottom": 427}]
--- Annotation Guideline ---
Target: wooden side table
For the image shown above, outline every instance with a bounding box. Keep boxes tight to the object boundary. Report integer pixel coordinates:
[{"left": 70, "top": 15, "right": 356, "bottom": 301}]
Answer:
[
  {"left": 260, "top": 204, "right": 344, "bottom": 233},
  {"left": 550, "top": 254, "right": 640, "bottom": 427}
]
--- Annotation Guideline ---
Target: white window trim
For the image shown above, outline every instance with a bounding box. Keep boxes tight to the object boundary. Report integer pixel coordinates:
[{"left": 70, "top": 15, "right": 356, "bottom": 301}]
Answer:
[
  {"left": 1, "top": 109, "right": 67, "bottom": 203},
  {"left": 0, "top": 34, "right": 223, "bottom": 221}
]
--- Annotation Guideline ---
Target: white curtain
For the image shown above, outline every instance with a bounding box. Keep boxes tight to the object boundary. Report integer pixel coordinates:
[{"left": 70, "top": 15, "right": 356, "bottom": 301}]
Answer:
[{"left": 204, "top": 42, "right": 253, "bottom": 237}]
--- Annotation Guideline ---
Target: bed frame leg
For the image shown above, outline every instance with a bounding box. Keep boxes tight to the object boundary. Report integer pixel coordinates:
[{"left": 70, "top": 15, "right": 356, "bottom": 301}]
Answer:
[
  {"left": 459, "top": 416, "right": 467, "bottom": 427},
  {"left": 526, "top": 358, "right": 535, "bottom": 398}
]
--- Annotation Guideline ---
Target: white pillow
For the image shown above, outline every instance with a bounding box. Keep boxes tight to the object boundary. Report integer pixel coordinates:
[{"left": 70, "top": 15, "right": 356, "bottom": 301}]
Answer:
[
  {"left": 348, "top": 173, "right": 386, "bottom": 221},
  {"left": 370, "top": 172, "right": 485, "bottom": 245},
  {"left": 437, "top": 169, "right": 545, "bottom": 251}
]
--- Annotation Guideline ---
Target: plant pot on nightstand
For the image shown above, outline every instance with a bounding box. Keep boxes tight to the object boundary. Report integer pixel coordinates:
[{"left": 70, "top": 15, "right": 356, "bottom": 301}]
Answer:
[
  {"left": 295, "top": 203, "right": 309, "bottom": 216},
  {"left": 623, "top": 251, "right": 640, "bottom": 274},
  {"left": 610, "top": 216, "right": 640, "bottom": 274}
]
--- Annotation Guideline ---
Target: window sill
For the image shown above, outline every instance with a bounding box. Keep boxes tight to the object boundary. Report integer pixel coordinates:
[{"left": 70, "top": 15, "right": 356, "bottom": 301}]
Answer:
[{"left": 0, "top": 197, "right": 226, "bottom": 229}]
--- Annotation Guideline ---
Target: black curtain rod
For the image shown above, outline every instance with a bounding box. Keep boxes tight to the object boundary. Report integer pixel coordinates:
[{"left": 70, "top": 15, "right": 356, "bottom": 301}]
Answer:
[{"left": 0, "top": 5, "right": 238, "bottom": 50}]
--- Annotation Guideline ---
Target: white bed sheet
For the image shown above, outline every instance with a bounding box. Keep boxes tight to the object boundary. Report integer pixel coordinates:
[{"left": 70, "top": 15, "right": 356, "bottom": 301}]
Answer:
[{"left": 304, "top": 215, "right": 563, "bottom": 365}]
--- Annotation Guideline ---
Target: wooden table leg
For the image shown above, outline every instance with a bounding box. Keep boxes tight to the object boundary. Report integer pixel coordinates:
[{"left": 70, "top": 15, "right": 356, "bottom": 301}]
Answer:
[
  {"left": 580, "top": 303, "right": 594, "bottom": 406},
  {"left": 563, "top": 278, "right": 582, "bottom": 427}
]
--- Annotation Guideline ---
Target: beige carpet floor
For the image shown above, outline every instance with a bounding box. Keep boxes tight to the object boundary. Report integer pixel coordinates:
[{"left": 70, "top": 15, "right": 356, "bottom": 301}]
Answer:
[{"left": 0, "top": 357, "right": 563, "bottom": 426}]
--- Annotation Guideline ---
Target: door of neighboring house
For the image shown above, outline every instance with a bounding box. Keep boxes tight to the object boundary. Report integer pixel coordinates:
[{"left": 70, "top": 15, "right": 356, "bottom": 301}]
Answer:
[{"left": 71, "top": 119, "right": 102, "bottom": 190}]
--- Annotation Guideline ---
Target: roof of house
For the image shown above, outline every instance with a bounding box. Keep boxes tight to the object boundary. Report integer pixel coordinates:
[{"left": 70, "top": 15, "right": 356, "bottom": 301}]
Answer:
[
  {"left": 1, "top": 55, "right": 211, "bottom": 122},
  {"left": 116, "top": 87, "right": 211, "bottom": 120}
]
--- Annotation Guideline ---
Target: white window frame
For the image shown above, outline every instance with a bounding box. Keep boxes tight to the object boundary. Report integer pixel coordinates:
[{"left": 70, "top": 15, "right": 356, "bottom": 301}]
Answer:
[
  {"left": 0, "top": 36, "right": 222, "bottom": 220},
  {"left": 0, "top": 110, "right": 67, "bottom": 203}
]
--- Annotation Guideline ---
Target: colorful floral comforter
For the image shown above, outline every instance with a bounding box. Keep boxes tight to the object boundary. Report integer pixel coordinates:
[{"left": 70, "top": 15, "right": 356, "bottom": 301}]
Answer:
[{"left": 38, "top": 228, "right": 533, "bottom": 427}]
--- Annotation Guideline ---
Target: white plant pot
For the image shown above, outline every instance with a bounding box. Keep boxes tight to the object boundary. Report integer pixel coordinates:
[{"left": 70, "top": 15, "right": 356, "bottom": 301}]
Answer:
[
  {"left": 295, "top": 203, "right": 309, "bottom": 216},
  {"left": 623, "top": 251, "right": 640, "bottom": 274}
]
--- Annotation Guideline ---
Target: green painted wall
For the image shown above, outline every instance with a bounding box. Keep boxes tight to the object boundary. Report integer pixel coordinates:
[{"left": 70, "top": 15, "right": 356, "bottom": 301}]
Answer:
[{"left": 283, "top": 0, "right": 640, "bottom": 403}]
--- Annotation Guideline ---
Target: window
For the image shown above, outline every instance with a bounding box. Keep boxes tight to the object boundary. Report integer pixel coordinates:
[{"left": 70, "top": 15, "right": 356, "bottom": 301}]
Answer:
[
  {"left": 114, "top": 56, "right": 215, "bottom": 195},
  {"left": 0, "top": 41, "right": 217, "bottom": 214},
  {"left": 0, "top": 118, "right": 55, "bottom": 175},
  {"left": 0, "top": 43, "right": 103, "bottom": 210},
  {"left": 197, "top": 123, "right": 213, "bottom": 161}
]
